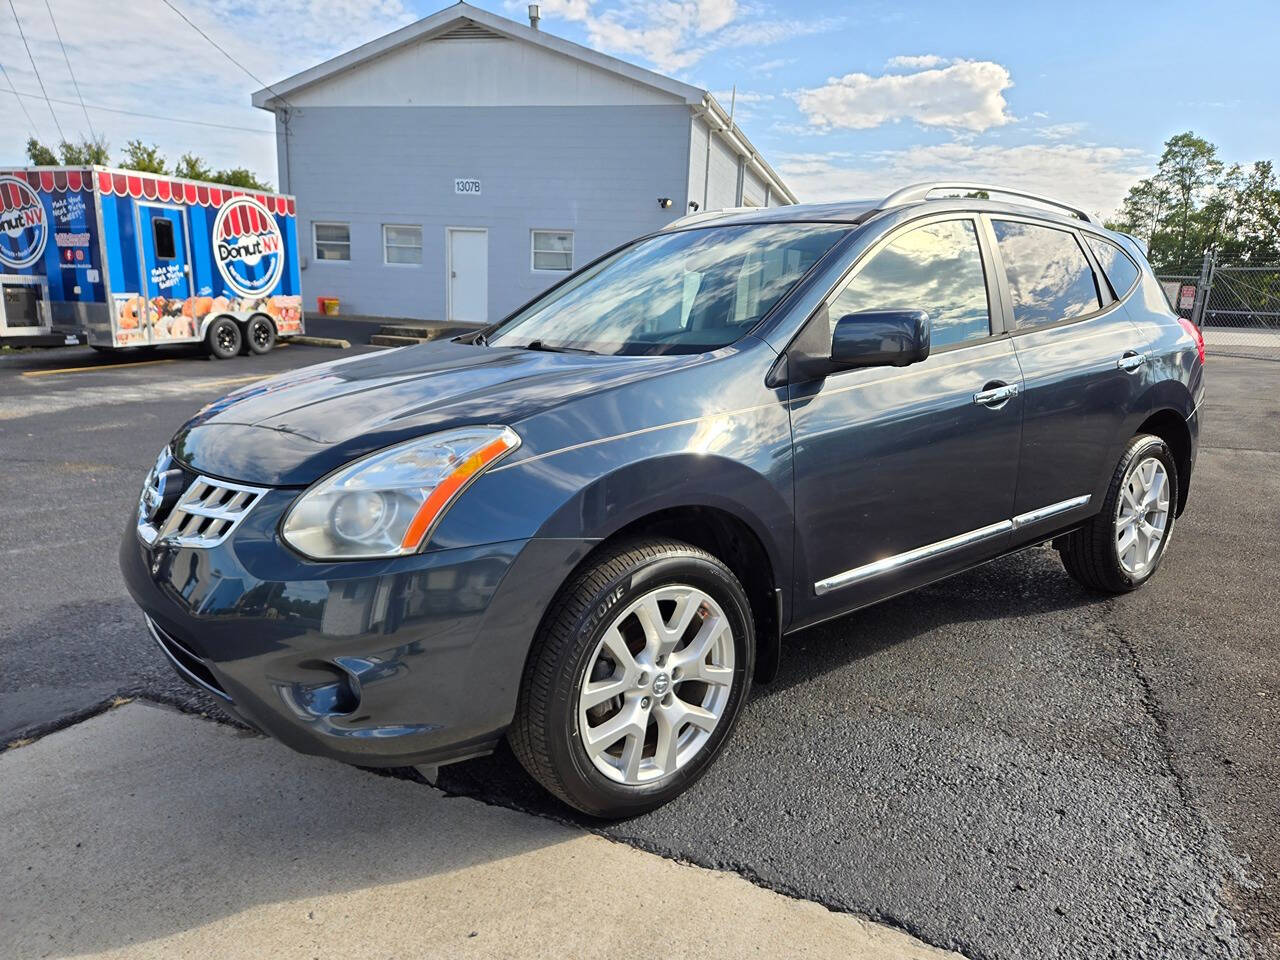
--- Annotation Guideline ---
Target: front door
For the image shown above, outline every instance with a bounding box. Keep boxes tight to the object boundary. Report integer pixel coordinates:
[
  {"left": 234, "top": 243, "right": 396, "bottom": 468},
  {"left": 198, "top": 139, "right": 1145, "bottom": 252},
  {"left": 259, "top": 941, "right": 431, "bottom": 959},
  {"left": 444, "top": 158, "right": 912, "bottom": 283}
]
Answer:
[
  {"left": 139, "top": 204, "right": 193, "bottom": 342},
  {"left": 448, "top": 227, "right": 487, "bottom": 324},
  {"left": 789, "top": 215, "right": 1024, "bottom": 627}
]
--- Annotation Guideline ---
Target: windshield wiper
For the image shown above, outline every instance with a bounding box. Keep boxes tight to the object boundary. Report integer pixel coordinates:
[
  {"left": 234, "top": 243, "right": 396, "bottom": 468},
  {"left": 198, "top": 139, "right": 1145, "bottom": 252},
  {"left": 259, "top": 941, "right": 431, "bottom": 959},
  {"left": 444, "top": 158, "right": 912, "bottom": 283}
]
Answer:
[{"left": 521, "top": 339, "right": 599, "bottom": 355}]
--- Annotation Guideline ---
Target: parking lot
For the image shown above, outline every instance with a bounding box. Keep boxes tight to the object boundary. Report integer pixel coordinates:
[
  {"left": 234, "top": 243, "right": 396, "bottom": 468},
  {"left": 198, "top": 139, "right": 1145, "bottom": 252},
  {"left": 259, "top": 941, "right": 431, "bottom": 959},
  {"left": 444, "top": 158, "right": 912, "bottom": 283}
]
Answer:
[{"left": 1, "top": 343, "right": 1277, "bottom": 960}]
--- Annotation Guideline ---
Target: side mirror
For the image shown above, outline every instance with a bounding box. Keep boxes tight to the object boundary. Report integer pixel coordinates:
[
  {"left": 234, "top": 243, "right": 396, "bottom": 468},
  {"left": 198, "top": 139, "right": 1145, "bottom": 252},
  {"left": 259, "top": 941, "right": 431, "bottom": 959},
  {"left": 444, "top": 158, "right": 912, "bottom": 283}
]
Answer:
[{"left": 830, "top": 309, "right": 931, "bottom": 369}]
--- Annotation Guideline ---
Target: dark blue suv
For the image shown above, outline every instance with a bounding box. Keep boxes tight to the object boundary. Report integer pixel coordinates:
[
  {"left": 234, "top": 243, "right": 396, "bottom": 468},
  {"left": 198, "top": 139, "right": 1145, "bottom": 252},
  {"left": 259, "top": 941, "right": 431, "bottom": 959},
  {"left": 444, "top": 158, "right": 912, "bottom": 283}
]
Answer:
[{"left": 122, "top": 183, "right": 1205, "bottom": 818}]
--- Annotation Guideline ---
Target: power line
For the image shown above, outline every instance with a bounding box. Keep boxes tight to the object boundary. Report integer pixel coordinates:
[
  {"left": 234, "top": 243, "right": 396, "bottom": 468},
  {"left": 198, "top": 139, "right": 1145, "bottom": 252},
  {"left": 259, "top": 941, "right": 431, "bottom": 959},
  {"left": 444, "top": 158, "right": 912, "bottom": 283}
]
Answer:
[
  {"left": 157, "top": 0, "right": 294, "bottom": 110},
  {"left": 6, "top": 0, "right": 63, "bottom": 142},
  {"left": 43, "top": 0, "right": 94, "bottom": 141},
  {"left": 4, "top": 86, "right": 277, "bottom": 135},
  {"left": 0, "top": 57, "right": 38, "bottom": 136}
]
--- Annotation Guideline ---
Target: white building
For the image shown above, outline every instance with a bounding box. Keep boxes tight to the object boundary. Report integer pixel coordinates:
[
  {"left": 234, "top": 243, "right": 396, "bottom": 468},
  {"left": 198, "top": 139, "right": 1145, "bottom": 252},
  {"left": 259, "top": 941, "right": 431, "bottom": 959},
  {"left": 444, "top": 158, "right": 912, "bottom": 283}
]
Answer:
[{"left": 252, "top": 2, "right": 795, "bottom": 324}]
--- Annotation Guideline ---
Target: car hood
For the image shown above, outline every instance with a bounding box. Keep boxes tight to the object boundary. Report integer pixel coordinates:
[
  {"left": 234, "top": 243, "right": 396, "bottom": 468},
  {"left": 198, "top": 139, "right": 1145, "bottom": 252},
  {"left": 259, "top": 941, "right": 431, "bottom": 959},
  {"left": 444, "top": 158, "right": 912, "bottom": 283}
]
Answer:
[{"left": 172, "top": 341, "right": 697, "bottom": 486}]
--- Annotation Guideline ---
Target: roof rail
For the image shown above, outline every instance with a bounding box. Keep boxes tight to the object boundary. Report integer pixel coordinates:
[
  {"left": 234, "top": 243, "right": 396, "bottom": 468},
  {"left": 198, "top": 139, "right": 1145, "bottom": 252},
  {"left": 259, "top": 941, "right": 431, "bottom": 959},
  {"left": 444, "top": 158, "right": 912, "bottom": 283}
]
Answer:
[
  {"left": 659, "top": 206, "right": 756, "bottom": 231},
  {"left": 877, "top": 182, "right": 1097, "bottom": 224}
]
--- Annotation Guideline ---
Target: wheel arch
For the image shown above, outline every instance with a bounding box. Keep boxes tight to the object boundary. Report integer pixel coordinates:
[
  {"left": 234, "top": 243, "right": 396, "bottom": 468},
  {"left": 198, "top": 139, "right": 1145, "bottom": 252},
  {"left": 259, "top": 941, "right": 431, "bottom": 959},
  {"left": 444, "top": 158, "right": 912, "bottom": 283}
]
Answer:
[
  {"left": 1135, "top": 407, "right": 1193, "bottom": 516},
  {"left": 520, "top": 451, "right": 792, "bottom": 684}
]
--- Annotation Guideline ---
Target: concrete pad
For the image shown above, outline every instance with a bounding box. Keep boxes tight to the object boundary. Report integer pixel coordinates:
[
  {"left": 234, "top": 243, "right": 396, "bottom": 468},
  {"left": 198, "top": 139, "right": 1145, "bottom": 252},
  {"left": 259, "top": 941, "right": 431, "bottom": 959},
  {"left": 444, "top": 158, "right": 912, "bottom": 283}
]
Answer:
[{"left": 0, "top": 703, "right": 961, "bottom": 960}]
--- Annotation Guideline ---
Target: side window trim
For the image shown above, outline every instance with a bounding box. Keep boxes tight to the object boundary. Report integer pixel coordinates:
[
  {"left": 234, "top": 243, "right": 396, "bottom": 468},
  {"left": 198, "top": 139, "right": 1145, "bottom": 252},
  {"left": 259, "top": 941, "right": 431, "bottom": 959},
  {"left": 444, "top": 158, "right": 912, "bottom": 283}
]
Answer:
[
  {"left": 982, "top": 213, "right": 1117, "bottom": 337},
  {"left": 818, "top": 212, "right": 1002, "bottom": 354}
]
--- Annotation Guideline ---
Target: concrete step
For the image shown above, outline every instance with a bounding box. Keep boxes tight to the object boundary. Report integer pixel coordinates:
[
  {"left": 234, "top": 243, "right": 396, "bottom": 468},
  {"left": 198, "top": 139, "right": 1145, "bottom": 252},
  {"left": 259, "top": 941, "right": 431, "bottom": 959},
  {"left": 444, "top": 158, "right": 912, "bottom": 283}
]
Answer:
[
  {"left": 377, "top": 322, "right": 481, "bottom": 340},
  {"left": 369, "top": 333, "right": 431, "bottom": 346}
]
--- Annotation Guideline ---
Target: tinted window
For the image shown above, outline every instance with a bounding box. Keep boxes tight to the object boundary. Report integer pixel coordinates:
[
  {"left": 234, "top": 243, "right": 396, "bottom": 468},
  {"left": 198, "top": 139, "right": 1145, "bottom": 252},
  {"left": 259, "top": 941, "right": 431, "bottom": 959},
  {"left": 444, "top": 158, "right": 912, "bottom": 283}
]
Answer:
[
  {"left": 152, "top": 218, "right": 175, "bottom": 260},
  {"left": 1085, "top": 236, "right": 1141, "bottom": 298},
  {"left": 829, "top": 219, "right": 990, "bottom": 349},
  {"left": 489, "top": 222, "right": 848, "bottom": 356},
  {"left": 993, "top": 220, "right": 1101, "bottom": 329}
]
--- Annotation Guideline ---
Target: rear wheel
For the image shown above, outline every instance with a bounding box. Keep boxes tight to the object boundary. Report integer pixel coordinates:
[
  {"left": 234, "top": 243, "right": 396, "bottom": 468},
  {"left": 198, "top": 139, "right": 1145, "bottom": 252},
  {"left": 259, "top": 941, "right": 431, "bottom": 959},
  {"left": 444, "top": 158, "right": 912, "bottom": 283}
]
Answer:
[
  {"left": 510, "top": 538, "right": 754, "bottom": 818},
  {"left": 205, "top": 317, "right": 241, "bottom": 360},
  {"left": 242, "top": 315, "right": 276, "bottom": 355},
  {"left": 1058, "top": 433, "right": 1177, "bottom": 593}
]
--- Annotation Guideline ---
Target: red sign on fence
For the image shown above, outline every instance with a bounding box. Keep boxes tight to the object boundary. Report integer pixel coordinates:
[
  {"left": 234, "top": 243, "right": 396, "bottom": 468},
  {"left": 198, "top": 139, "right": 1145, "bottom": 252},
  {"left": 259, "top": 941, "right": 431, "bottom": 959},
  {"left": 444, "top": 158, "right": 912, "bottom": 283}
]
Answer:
[{"left": 1178, "top": 284, "right": 1197, "bottom": 310}]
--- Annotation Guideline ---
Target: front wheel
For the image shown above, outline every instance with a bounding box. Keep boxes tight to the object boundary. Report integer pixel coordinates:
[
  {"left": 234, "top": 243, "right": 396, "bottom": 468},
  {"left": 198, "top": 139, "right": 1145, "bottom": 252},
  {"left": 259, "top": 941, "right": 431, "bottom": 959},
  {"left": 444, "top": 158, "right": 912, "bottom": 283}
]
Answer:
[
  {"left": 1058, "top": 433, "right": 1178, "bottom": 593},
  {"left": 205, "top": 317, "right": 241, "bottom": 360},
  {"left": 510, "top": 538, "right": 754, "bottom": 818}
]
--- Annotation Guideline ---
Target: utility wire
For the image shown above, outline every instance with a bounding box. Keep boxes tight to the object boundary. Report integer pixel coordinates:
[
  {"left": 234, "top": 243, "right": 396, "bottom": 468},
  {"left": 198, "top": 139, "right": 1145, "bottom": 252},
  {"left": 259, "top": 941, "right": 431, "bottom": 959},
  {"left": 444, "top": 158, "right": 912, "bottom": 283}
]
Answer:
[
  {"left": 157, "top": 0, "right": 294, "bottom": 110},
  {"left": 6, "top": 0, "right": 63, "bottom": 142},
  {"left": 0, "top": 57, "right": 39, "bottom": 136},
  {"left": 43, "top": 0, "right": 94, "bottom": 141},
  {"left": 4, "top": 86, "right": 277, "bottom": 134}
]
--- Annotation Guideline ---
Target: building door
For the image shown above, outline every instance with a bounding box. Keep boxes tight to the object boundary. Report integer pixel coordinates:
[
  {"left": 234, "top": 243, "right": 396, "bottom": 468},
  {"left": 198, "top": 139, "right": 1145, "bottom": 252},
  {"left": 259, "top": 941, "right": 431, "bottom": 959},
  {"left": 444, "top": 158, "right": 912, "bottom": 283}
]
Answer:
[
  {"left": 138, "top": 204, "right": 194, "bottom": 342},
  {"left": 447, "top": 227, "right": 487, "bottom": 324}
]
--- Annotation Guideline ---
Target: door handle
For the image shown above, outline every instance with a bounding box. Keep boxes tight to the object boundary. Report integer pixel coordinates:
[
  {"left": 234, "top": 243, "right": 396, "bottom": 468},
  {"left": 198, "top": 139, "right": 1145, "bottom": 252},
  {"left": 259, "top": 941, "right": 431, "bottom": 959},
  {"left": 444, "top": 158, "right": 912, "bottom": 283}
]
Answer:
[
  {"left": 973, "top": 383, "right": 1019, "bottom": 407},
  {"left": 1117, "top": 351, "right": 1146, "bottom": 371}
]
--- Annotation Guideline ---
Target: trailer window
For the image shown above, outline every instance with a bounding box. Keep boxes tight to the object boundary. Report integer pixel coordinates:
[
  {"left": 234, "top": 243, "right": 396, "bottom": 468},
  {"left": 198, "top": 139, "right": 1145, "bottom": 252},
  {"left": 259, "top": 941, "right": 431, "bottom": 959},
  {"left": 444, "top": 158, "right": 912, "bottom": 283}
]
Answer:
[{"left": 152, "top": 218, "right": 176, "bottom": 260}]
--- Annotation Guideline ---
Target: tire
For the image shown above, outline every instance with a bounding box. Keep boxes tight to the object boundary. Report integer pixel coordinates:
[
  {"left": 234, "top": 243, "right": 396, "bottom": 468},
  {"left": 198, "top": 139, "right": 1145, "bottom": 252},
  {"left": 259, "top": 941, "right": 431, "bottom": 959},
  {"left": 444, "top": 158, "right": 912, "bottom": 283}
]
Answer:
[
  {"left": 1057, "top": 433, "right": 1178, "bottom": 593},
  {"left": 510, "top": 537, "right": 755, "bottom": 818},
  {"left": 205, "top": 317, "right": 241, "bottom": 360},
  {"left": 242, "top": 315, "right": 276, "bottom": 355}
]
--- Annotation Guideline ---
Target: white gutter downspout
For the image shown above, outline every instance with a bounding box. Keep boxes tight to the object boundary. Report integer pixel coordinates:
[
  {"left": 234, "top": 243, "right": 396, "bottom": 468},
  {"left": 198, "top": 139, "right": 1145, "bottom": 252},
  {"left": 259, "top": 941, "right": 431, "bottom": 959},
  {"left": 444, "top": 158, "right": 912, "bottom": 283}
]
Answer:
[{"left": 696, "top": 95, "right": 797, "bottom": 206}]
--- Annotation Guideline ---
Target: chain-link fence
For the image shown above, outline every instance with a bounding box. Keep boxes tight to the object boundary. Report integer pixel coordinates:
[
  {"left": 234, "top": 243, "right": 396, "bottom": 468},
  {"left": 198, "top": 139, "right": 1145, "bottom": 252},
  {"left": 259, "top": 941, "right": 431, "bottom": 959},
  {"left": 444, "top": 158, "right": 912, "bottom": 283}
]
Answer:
[{"left": 1157, "top": 256, "right": 1280, "bottom": 360}]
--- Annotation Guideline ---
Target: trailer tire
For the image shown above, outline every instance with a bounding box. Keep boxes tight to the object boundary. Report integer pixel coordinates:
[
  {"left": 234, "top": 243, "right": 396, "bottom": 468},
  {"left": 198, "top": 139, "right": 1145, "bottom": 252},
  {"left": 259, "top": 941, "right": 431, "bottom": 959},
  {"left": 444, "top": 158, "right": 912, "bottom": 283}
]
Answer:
[
  {"left": 242, "top": 315, "right": 276, "bottom": 355},
  {"left": 206, "top": 317, "right": 241, "bottom": 360}
]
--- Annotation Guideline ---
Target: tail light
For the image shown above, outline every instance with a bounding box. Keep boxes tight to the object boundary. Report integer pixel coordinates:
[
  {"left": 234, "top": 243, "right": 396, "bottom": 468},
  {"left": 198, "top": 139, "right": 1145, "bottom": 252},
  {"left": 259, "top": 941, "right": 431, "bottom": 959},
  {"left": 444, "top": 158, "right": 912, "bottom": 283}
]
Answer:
[{"left": 1177, "top": 318, "right": 1205, "bottom": 365}]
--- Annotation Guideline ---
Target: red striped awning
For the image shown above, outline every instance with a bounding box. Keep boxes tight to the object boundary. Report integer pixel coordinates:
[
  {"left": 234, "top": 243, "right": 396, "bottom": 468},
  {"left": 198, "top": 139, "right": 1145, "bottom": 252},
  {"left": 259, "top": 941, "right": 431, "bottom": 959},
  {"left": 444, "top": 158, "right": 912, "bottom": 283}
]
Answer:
[{"left": 0, "top": 168, "right": 295, "bottom": 217}]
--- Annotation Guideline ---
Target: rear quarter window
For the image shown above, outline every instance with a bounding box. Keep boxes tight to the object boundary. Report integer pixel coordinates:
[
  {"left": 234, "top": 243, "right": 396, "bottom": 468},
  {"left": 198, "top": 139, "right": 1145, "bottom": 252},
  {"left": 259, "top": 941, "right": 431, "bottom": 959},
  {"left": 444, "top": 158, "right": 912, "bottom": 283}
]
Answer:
[
  {"left": 1085, "top": 236, "right": 1141, "bottom": 299},
  {"left": 992, "top": 220, "right": 1102, "bottom": 330}
]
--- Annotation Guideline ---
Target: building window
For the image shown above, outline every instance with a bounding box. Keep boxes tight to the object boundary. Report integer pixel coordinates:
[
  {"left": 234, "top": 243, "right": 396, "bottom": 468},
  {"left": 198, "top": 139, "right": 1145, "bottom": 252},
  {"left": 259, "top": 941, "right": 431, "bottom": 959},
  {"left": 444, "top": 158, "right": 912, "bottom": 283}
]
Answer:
[
  {"left": 314, "top": 222, "right": 350, "bottom": 261},
  {"left": 532, "top": 230, "right": 573, "bottom": 272},
  {"left": 383, "top": 224, "right": 423, "bottom": 265}
]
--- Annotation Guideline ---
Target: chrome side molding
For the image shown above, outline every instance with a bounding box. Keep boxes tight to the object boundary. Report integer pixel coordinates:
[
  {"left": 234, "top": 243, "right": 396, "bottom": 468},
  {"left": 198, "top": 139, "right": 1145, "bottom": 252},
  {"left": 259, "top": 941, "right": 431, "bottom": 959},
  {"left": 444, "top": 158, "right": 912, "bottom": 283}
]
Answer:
[
  {"left": 814, "top": 495, "right": 1092, "bottom": 596},
  {"left": 1010, "top": 494, "right": 1091, "bottom": 530}
]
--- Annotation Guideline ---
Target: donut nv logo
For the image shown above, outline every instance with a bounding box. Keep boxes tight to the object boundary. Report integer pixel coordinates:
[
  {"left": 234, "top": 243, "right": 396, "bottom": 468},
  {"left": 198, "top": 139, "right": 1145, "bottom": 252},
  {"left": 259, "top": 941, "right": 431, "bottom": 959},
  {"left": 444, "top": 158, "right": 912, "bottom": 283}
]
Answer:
[
  {"left": 0, "top": 175, "right": 48, "bottom": 269},
  {"left": 212, "top": 196, "right": 283, "bottom": 298}
]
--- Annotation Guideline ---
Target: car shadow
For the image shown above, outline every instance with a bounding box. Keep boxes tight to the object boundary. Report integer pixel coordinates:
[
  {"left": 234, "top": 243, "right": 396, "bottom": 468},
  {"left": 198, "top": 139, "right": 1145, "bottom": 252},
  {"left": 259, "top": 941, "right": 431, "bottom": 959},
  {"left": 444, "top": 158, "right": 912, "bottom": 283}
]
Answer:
[{"left": 436, "top": 543, "right": 1104, "bottom": 821}]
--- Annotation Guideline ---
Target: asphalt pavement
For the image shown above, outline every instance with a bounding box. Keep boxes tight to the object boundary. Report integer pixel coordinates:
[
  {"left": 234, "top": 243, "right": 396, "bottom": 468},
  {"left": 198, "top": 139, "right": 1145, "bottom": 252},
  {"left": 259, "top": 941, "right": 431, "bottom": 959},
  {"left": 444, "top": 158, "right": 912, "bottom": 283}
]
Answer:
[{"left": 1, "top": 342, "right": 1276, "bottom": 960}]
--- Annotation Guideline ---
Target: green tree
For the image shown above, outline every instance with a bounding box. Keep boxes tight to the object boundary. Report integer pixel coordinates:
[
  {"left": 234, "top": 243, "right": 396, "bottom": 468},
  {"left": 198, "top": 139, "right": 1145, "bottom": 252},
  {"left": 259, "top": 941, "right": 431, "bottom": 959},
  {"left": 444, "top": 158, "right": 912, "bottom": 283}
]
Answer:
[
  {"left": 59, "top": 136, "right": 110, "bottom": 165},
  {"left": 211, "top": 166, "right": 272, "bottom": 190},
  {"left": 173, "top": 152, "right": 214, "bottom": 181},
  {"left": 119, "top": 140, "right": 167, "bottom": 174},
  {"left": 26, "top": 137, "right": 58, "bottom": 165}
]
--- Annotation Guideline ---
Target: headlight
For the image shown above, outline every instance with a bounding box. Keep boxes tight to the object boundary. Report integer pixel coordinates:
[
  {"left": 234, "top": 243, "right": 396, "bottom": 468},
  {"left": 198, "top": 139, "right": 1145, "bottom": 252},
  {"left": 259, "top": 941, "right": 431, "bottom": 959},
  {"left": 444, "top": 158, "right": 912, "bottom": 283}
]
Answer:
[{"left": 281, "top": 426, "right": 521, "bottom": 560}]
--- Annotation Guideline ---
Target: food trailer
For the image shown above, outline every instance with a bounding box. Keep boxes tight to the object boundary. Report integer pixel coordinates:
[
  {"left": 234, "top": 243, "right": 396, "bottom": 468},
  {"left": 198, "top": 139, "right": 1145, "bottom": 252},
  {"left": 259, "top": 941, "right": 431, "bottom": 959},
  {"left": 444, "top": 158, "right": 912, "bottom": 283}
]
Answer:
[{"left": 0, "top": 166, "right": 303, "bottom": 355}]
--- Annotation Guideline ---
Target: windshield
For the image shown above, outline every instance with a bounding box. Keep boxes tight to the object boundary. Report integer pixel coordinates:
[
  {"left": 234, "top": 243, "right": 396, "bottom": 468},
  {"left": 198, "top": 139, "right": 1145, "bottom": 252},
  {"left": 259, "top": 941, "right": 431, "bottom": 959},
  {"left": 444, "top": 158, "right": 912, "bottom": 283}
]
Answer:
[{"left": 488, "top": 222, "right": 850, "bottom": 356}]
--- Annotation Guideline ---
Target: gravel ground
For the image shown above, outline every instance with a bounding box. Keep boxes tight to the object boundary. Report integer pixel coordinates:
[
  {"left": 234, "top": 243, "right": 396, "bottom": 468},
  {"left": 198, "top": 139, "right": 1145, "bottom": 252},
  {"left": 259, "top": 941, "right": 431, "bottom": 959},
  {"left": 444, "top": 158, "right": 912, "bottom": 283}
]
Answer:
[{"left": 1, "top": 343, "right": 1276, "bottom": 960}]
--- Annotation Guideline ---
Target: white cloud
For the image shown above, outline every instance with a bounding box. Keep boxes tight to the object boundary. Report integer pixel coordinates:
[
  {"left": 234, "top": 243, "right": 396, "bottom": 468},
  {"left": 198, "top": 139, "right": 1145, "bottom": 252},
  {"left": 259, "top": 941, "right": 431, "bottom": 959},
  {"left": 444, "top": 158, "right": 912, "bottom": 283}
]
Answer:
[
  {"left": 750, "top": 57, "right": 794, "bottom": 76},
  {"left": 711, "top": 90, "right": 775, "bottom": 104},
  {"left": 777, "top": 142, "right": 1150, "bottom": 220},
  {"left": 885, "top": 54, "right": 946, "bottom": 70},
  {"left": 519, "top": 0, "right": 835, "bottom": 73},
  {"left": 792, "top": 60, "right": 1015, "bottom": 133},
  {"left": 1035, "top": 122, "right": 1086, "bottom": 141}
]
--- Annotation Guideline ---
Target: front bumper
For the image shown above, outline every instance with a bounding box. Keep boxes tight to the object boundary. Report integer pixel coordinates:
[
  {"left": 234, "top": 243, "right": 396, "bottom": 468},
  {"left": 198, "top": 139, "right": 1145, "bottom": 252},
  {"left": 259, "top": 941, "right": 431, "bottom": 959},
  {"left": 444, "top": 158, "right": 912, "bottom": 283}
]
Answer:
[{"left": 121, "top": 488, "right": 595, "bottom": 767}]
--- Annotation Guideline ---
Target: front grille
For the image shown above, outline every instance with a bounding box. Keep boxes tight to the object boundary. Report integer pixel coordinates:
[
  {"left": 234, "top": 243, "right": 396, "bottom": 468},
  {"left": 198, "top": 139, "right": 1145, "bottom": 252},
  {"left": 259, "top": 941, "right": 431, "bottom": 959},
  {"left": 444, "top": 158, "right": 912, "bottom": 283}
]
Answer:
[
  {"left": 146, "top": 617, "right": 231, "bottom": 701},
  {"left": 138, "top": 448, "right": 266, "bottom": 549}
]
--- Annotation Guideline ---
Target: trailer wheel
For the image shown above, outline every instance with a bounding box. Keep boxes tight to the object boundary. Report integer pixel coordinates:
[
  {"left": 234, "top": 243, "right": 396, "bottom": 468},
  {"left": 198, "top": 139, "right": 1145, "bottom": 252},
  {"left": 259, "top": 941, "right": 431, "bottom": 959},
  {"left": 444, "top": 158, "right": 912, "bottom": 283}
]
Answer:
[
  {"left": 242, "top": 315, "right": 276, "bottom": 355},
  {"left": 206, "top": 317, "right": 241, "bottom": 360}
]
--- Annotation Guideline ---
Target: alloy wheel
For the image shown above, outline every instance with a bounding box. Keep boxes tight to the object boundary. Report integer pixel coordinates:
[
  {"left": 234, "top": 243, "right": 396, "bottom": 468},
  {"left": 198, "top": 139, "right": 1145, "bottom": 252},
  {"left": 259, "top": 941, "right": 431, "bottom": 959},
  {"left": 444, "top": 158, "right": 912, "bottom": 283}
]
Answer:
[
  {"left": 1115, "top": 455, "right": 1170, "bottom": 577},
  {"left": 577, "top": 584, "right": 735, "bottom": 785}
]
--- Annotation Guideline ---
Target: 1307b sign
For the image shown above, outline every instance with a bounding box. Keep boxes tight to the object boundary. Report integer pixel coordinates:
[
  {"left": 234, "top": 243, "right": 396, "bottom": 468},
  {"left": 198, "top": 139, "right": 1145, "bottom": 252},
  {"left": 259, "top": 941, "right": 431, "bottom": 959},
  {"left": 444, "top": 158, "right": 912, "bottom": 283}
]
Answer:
[{"left": 454, "top": 178, "right": 482, "bottom": 196}]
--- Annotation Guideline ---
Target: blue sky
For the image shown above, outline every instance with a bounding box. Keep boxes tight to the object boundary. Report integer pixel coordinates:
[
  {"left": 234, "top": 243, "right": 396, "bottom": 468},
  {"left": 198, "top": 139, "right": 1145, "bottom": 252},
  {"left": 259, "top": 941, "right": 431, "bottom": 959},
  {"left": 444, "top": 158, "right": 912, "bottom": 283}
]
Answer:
[{"left": 0, "top": 0, "right": 1275, "bottom": 217}]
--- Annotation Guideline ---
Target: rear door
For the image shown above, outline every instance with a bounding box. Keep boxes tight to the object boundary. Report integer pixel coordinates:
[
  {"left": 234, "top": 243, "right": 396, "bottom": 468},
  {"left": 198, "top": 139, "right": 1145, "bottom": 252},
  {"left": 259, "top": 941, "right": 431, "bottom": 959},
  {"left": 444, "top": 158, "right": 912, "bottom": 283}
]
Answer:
[
  {"left": 788, "top": 214, "right": 1024, "bottom": 627},
  {"left": 139, "top": 204, "right": 194, "bottom": 342},
  {"left": 988, "top": 216, "right": 1147, "bottom": 539}
]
